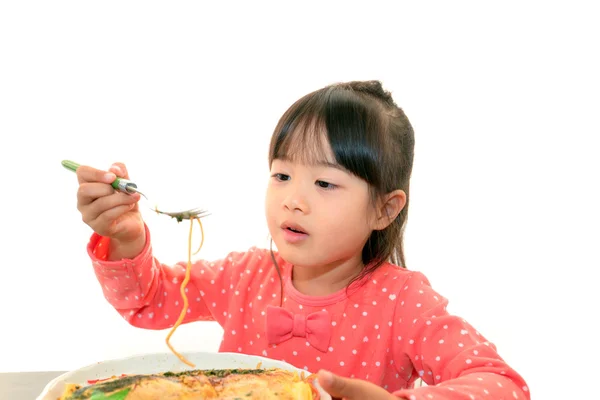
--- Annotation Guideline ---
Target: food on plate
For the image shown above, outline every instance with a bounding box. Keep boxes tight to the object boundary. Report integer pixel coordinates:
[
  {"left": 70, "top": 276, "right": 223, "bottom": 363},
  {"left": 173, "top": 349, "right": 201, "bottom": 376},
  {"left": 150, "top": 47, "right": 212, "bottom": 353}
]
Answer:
[{"left": 58, "top": 367, "right": 320, "bottom": 399}]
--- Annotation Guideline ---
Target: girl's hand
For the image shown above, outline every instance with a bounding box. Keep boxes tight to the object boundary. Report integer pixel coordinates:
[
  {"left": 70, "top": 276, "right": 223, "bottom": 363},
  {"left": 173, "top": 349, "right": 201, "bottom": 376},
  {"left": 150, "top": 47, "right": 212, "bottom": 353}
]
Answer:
[
  {"left": 76, "top": 162, "right": 146, "bottom": 257},
  {"left": 317, "top": 370, "right": 401, "bottom": 400}
]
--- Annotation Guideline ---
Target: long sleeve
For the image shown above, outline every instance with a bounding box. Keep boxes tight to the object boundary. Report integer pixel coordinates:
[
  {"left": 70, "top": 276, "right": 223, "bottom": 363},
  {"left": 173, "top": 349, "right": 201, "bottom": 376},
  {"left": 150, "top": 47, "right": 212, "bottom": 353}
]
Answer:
[
  {"left": 391, "top": 271, "right": 530, "bottom": 400},
  {"left": 86, "top": 224, "right": 254, "bottom": 330}
]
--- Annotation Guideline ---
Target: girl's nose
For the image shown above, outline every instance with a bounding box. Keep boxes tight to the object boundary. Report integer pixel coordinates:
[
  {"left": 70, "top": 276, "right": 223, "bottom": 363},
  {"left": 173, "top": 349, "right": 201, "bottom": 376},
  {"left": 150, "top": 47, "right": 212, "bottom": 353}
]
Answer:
[{"left": 283, "top": 188, "right": 309, "bottom": 214}]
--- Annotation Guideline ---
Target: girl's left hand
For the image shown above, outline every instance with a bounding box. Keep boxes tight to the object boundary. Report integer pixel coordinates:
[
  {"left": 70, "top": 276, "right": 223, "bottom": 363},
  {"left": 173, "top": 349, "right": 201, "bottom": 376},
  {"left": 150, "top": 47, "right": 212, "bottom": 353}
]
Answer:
[{"left": 317, "top": 370, "right": 402, "bottom": 400}]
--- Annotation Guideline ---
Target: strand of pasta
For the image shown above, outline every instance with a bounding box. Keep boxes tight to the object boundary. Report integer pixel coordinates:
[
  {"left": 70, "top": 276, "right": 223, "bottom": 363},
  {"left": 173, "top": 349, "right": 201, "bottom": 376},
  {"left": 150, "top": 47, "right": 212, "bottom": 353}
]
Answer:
[{"left": 165, "top": 217, "right": 204, "bottom": 367}]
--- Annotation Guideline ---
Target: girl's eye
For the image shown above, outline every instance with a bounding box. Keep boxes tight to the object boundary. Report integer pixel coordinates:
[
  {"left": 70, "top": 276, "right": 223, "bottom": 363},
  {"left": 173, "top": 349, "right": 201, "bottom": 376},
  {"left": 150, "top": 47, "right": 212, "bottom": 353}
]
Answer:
[
  {"left": 272, "top": 173, "right": 290, "bottom": 181},
  {"left": 316, "top": 180, "right": 336, "bottom": 190}
]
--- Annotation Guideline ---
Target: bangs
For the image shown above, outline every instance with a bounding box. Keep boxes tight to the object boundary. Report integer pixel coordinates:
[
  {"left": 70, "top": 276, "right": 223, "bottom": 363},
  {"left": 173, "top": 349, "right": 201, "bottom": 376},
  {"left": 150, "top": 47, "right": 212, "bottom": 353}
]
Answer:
[
  {"left": 268, "top": 86, "right": 383, "bottom": 187},
  {"left": 271, "top": 115, "right": 336, "bottom": 166}
]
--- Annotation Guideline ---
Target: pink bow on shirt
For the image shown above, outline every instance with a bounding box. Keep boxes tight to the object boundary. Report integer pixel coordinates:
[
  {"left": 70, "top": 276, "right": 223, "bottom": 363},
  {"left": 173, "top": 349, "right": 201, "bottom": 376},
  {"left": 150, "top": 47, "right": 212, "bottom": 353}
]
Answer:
[{"left": 265, "top": 305, "right": 332, "bottom": 353}]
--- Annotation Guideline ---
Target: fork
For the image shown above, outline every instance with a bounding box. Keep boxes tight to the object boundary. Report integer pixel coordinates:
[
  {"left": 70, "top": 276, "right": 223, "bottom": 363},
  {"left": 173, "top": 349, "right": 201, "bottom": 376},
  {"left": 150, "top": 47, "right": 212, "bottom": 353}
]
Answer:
[{"left": 61, "top": 160, "right": 210, "bottom": 221}]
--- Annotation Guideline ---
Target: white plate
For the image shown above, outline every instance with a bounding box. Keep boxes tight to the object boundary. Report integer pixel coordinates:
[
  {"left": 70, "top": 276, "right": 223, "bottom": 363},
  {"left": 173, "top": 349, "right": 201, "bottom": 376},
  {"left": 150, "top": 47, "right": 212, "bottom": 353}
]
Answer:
[{"left": 37, "top": 351, "right": 330, "bottom": 399}]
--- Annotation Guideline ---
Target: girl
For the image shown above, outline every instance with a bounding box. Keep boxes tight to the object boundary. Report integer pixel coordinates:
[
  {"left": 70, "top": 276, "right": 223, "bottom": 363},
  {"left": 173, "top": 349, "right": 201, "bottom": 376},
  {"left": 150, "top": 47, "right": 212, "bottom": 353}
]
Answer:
[{"left": 73, "top": 80, "right": 530, "bottom": 399}]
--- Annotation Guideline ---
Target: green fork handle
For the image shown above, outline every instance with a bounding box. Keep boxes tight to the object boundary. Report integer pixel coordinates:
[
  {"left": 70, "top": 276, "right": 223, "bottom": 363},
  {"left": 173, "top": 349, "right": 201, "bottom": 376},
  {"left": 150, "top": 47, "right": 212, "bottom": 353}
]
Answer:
[{"left": 61, "top": 160, "right": 141, "bottom": 195}]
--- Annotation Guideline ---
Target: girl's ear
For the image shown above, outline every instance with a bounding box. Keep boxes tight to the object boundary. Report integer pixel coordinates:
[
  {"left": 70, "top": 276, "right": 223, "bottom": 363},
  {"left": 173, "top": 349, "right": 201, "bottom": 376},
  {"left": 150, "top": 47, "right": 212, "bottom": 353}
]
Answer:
[{"left": 372, "top": 190, "right": 406, "bottom": 231}]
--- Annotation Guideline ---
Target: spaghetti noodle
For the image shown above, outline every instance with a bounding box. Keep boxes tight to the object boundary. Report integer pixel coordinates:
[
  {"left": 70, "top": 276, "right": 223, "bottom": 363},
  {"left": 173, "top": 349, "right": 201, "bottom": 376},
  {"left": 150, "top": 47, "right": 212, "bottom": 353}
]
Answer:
[{"left": 164, "top": 216, "right": 205, "bottom": 367}]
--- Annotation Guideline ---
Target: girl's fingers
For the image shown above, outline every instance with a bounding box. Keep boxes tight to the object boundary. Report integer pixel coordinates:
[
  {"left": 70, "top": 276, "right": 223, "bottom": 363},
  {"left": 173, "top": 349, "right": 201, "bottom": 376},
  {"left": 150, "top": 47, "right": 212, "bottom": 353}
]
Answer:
[
  {"left": 77, "top": 182, "right": 117, "bottom": 208},
  {"left": 76, "top": 165, "right": 116, "bottom": 185},
  {"left": 109, "top": 162, "right": 130, "bottom": 179},
  {"left": 90, "top": 204, "right": 136, "bottom": 236},
  {"left": 79, "top": 190, "right": 139, "bottom": 224}
]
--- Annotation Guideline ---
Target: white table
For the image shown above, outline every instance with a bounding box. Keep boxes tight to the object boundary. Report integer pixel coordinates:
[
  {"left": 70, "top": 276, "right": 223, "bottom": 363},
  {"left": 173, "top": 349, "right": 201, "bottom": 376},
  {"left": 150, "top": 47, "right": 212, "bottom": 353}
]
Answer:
[{"left": 0, "top": 371, "right": 65, "bottom": 399}]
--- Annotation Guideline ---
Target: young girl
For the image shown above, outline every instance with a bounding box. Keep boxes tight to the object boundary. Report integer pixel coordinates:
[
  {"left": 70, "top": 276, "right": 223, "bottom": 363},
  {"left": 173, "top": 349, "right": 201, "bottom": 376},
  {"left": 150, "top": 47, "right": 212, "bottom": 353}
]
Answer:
[{"left": 73, "top": 80, "right": 530, "bottom": 399}]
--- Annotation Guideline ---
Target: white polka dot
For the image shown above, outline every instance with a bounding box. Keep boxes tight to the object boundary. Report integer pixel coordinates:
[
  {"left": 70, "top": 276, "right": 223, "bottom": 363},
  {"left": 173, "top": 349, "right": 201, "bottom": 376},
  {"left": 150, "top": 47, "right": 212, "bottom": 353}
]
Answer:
[
  {"left": 257, "top": 295, "right": 262, "bottom": 300},
  {"left": 363, "top": 337, "right": 369, "bottom": 342},
  {"left": 293, "top": 351, "right": 297, "bottom": 356},
  {"left": 375, "top": 324, "right": 379, "bottom": 329},
  {"left": 332, "top": 321, "right": 337, "bottom": 326},
  {"left": 376, "top": 362, "right": 381, "bottom": 367},
  {"left": 458, "top": 342, "right": 464, "bottom": 347},
  {"left": 523, "top": 386, "right": 529, "bottom": 392},
  {"left": 352, "top": 325, "right": 357, "bottom": 329},
  {"left": 212, "top": 302, "right": 216, "bottom": 307},
  {"left": 372, "top": 301, "right": 377, "bottom": 305},
  {"left": 328, "top": 347, "right": 334, "bottom": 352},
  {"left": 416, "top": 303, "right": 422, "bottom": 308},
  {"left": 382, "top": 288, "right": 387, "bottom": 292},
  {"left": 354, "top": 304, "right": 359, "bottom": 308},
  {"left": 466, "top": 359, "right": 472, "bottom": 364},
  {"left": 232, "top": 330, "right": 236, "bottom": 335},
  {"left": 340, "top": 361, "right": 344, "bottom": 366},
  {"left": 397, "top": 336, "right": 402, "bottom": 341},
  {"left": 362, "top": 362, "right": 366, "bottom": 366},
  {"left": 409, "top": 339, "right": 414, "bottom": 344},
  {"left": 513, "top": 391, "right": 518, "bottom": 399},
  {"left": 443, "top": 324, "right": 448, "bottom": 329},
  {"left": 299, "top": 304, "right": 303, "bottom": 309},
  {"left": 435, "top": 375, "right": 441, "bottom": 381},
  {"left": 352, "top": 349, "right": 357, "bottom": 355},
  {"left": 439, "top": 339, "right": 444, "bottom": 344},
  {"left": 164, "top": 314, "right": 169, "bottom": 319},
  {"left": 389, "top": 294, "right": 397, "bottom": 300},
  {"left": 362, "top": 311, "right": 368, "bottom": 316},
  {"left": 435, "top": 356, "right": 440, "bottom": 361},
  {"left": 474, "top": 350, "right": 479, "bottom": 355}
]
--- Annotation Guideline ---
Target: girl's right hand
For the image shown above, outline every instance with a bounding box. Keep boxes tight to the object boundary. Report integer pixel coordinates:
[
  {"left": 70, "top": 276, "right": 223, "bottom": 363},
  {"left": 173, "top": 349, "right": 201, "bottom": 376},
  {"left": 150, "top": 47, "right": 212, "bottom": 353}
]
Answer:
[{"left": 76, "top": 162, "right": 146, "bottom": 256}]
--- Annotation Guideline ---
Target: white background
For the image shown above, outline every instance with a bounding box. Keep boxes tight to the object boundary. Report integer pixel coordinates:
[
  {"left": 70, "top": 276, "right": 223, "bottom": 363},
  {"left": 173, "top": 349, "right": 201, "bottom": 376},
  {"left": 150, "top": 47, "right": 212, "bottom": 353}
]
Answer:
[{"left": 1, "top": 1, "right": 599, "bottom": 399}]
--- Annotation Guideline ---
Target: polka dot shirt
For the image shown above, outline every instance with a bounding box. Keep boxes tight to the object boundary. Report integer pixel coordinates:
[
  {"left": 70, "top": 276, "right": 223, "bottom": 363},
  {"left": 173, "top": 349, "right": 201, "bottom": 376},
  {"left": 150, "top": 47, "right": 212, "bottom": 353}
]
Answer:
[{"left": 87, "top": 226, "right": 530, "bottom": 399}]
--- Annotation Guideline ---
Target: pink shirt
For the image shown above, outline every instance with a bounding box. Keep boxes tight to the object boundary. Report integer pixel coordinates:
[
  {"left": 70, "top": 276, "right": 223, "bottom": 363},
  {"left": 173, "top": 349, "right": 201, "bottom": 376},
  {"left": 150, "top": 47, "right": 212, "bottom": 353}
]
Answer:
[{"left": 88, "top": 225, "right": 530, "bottom": 399}]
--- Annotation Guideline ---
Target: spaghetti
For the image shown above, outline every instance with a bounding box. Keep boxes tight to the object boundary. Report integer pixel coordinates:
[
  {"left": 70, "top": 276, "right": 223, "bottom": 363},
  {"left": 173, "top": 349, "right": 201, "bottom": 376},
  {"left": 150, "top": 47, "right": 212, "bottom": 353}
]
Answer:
[{"left": 164, "top": 216, "right": 205, "bottom": 367}]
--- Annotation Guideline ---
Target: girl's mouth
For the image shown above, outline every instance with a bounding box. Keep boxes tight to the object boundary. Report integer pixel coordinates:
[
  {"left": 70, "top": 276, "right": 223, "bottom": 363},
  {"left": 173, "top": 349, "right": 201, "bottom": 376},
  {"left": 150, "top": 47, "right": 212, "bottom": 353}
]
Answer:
[{"left": 281, "top": 222, "right": 309, "bottom": 243}]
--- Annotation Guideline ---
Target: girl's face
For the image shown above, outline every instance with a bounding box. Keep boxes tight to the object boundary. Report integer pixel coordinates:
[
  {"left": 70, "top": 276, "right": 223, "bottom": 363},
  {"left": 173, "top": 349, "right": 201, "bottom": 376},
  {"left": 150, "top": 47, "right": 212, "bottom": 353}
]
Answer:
[{"left": 265, "top": 144, "right": 378, "bottom": 272}]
